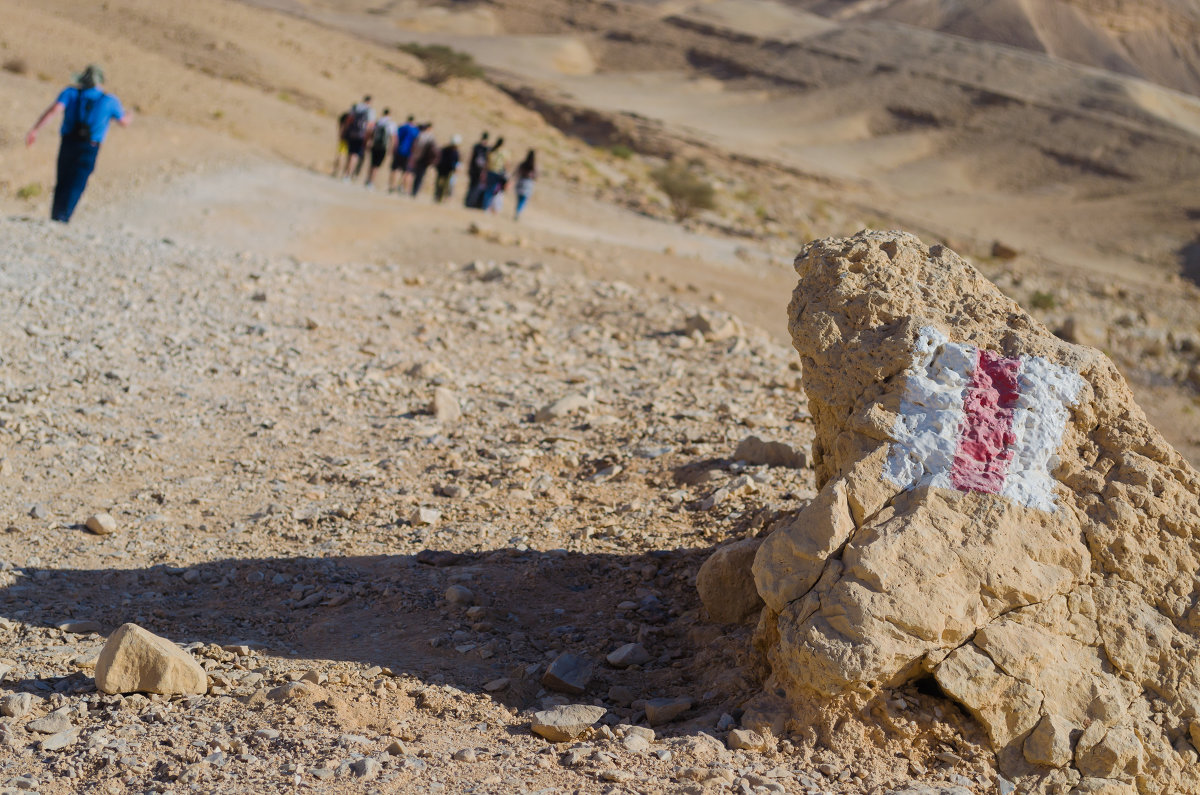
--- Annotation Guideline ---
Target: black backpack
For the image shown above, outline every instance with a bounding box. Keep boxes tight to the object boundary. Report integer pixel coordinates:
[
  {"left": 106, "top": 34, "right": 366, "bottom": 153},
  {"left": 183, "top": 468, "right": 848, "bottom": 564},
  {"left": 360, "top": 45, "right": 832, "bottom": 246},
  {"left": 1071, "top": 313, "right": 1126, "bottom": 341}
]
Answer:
[
  {"left": 70, "top": 89, "right": 100, "bottom": 142},
  {"left": 371, "top": 122, "right": 389, "bottom": 155},
  {"left": 348, "top": 106, "right": 370, "bottom": 140}
]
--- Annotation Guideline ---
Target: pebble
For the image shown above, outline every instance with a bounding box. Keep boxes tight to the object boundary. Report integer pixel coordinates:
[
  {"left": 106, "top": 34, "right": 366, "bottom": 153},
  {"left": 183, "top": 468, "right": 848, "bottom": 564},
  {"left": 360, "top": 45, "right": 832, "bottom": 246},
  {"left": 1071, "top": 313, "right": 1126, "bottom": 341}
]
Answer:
[
  {"left": 57, "top": 620, "right": 102, "bottom": 634},
  {"left": 541, "top": 652, "right": 594, "bottom": 695},
  {"left": 733, "top": 435, "right": 807, "bottom": 469},
  {"left": 27, "top": 708, "right": 73, "bottom": 734},
  {"left": 608, "top": 686, "right": 636, "bottom": 706},
  {"left": 644, "top": 696, "right": 693, "bottom": 726},
  {"left": 534, "top": 393, "right": 590, "bottom": 422},
  {"left": 299, "top": 669, "right": 326, "bottom": 685},
  {"left": 349, "top": 757, "right": 382, "bottom": 779},
  {"left": 699, "top": 474, "right": 757, "bottom": 510},
  {"left": 453, "top": 748, "right": 478, "bottom": 762},
  {"left": 0, "top": 693, "right": 35, "bottom": 718},
  {"left": 39, "top": 727, "right": 80, "bottom": 751},
  {"left": 444, "top": 585, "right": 474, "bottom": 606},
  {"left": 267, "top": 681, "right": 325, "bottom": 702},
  {"left": 561, "top": 748, "right": 587, "bottom": 767},
  {"left": 431, "top": 387, "right": 462, "bottom": 423},
  {"left": 623, "top": 733, "right": 651, "bottom": 752},
  {"left": 85, "top": 512, "right": 118, "bottom": 535},
  {"left": 727, "top": 728, "right": 766, "bottom": 751},
  {"left": 530, "top": 704, "right": 607, "bottom": 742},
  {"left": 606, "top": 643, "right": 652, "bottom": 668},
  {"left": 437, "top": 483, "right": 468, "bottom": 499},
  {"left": 411, "top": 507, "right": 442, "bottom": 525}
]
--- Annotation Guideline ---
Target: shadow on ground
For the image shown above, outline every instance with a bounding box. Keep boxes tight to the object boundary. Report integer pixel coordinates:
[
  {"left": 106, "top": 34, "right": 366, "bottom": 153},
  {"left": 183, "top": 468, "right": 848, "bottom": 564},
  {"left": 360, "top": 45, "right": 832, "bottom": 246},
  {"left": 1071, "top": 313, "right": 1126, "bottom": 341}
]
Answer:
[{"left": 0, "top": 546, "right": 756, "bottom": 719}]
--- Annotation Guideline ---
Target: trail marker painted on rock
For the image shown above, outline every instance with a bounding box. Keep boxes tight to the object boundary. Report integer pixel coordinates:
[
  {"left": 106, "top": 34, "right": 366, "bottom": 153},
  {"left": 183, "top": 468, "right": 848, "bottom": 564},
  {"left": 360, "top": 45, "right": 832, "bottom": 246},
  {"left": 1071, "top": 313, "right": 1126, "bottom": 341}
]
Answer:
[{"left": 885, "top": 327, "right": 1084, "bottom": 511}]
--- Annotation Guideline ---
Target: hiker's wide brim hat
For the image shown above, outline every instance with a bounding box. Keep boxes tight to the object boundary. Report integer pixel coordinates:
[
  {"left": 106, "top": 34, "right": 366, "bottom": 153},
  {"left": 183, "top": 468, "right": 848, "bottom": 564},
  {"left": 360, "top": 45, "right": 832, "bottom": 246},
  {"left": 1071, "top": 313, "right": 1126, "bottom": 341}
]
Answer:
[{"left": 74, "top": 64, "right": 105, "bottom": 87}]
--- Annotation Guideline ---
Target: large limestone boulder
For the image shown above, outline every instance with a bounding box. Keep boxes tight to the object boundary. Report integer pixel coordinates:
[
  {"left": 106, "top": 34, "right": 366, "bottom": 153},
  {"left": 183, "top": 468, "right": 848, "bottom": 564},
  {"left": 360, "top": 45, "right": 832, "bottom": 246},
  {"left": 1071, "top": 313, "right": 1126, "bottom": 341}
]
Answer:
[
  {"left": 752, "top": 231, "right": 1200, "bottom": 793},
  {"left": 94, "top": 623, "right": 208, "bottom": 696}
]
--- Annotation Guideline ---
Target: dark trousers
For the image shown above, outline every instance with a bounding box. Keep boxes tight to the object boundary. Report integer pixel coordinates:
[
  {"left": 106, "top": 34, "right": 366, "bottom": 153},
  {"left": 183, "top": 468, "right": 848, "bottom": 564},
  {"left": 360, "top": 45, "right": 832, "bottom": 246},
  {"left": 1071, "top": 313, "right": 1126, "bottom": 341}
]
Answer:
[
  {"left": 483, "top": 171, "right": 505, "bottom": 209},
  {"left": 464, "top": 168, "right": 484, "bottom": 208},
  {"left": 52, "top": 137, "right": 99, "bottom": 223},
  {"left": 410, "top": 165, "right": 431, "bottom": 196},
  {"left": 434, "top": 173, "right": 454, "bottom": 203}
]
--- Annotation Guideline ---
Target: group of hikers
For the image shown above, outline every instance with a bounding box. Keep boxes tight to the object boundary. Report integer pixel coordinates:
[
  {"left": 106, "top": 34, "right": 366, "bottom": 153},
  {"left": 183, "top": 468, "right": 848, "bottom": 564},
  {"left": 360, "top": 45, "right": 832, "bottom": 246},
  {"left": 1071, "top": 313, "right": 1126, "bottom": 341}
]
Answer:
[
  {"left": 23, "top": 71, "right": 539, "bottom": 225},
  {"left": 333, "top": 95, "right": 538, "bottom": 219}
]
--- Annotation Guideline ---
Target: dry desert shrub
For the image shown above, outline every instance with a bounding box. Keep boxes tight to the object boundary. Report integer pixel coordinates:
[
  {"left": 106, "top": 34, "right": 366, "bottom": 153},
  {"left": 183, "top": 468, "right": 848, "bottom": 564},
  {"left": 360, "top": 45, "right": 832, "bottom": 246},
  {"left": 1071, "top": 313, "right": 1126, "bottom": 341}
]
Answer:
[
  {"left": 397, "top": 43, "right": 484, "bottom": 86},
  {"left": 2, "top": 57, "right": 28, "bottom": 75},
  {"left": 651, "top": 161, "right": 716, "bottom": 222}
]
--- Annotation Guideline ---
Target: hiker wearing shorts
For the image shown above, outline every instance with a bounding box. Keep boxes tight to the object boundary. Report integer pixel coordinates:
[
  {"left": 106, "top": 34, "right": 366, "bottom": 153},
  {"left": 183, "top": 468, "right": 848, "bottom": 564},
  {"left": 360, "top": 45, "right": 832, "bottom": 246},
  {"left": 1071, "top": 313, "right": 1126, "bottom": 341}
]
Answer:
[
  {"left": 434, "top": 135, "right": 462, "bottom": 203},
  {"left": 365, "top": 108, "right": 395, "bottom": 189},
  {"left": 25, "top": 64, "right": 130, "bottom": 224},
  {"left": 332, "top": 110, "right": 351, "bottom": 176},
  {"left": 390, "top": 115, "right": 419, "bottom": 193},
  {"left": 339, "top": 95, "right": 374, "bottom": 180}
]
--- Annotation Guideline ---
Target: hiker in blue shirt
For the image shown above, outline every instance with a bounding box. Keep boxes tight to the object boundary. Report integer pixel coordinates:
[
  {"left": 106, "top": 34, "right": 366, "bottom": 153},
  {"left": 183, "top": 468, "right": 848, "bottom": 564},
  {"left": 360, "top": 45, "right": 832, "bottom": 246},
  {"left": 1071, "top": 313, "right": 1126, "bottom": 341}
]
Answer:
[
  {"left": 389, "top": 115, "right": 420, "bottom": 193},
  {"left": 26, "top": 65, "right": 130, "bottom": 224}
]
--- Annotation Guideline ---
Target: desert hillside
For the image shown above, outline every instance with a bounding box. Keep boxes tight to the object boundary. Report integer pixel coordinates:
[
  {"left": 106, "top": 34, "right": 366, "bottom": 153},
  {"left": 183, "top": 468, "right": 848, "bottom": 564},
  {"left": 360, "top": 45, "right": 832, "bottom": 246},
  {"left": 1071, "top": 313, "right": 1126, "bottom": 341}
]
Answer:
[
  {"left": 790, "top": 0, "right": 1200, "bottom": 98},
  {"left": 0, "top": 0, "right": 1198, "bottom": 793}
]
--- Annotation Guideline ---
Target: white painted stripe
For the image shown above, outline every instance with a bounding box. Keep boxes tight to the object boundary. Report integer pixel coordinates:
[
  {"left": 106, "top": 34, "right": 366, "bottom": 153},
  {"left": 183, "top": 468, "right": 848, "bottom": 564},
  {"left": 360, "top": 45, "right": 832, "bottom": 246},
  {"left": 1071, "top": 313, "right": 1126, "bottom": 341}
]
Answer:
[
  {"left": 884, "top": 326, "right": 972, "bottom": 491},
  {"left": 999, "top": 355, "right": 1085, "bottom": 512},
  {"left": 883, "top": 327, "right": 1084, "bottom": 513}
]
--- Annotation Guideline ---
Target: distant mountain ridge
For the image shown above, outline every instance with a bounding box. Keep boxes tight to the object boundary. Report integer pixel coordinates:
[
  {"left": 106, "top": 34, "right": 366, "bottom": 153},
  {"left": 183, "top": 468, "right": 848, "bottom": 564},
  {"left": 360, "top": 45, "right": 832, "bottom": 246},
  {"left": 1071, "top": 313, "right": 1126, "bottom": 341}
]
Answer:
[{"left": 786, "top": 0, "right": 1200, "bottom": 96}]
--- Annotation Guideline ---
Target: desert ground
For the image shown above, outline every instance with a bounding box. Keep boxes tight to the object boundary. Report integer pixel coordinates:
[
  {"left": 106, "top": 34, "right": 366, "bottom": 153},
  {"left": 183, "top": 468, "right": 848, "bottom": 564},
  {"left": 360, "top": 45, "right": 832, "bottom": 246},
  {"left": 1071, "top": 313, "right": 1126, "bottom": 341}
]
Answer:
[{"left": 0, "top": 0, "right": 1198, "bottom": 793}]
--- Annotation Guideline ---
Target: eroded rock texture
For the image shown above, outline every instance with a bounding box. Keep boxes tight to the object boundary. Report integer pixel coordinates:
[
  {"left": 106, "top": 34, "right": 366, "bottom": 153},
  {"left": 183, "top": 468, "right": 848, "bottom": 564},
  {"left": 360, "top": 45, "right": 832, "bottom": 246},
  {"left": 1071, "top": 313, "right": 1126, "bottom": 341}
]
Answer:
[{"left": 754, "top": 231, "right": 1200, "bottom": 793}]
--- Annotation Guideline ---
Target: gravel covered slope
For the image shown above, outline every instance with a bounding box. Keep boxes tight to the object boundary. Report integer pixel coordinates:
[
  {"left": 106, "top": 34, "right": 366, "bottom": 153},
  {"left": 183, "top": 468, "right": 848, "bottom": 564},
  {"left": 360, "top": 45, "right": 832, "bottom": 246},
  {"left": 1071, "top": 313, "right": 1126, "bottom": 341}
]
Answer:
[{"left": 0, "top": 216, "right": 1002, "bottom": 793}]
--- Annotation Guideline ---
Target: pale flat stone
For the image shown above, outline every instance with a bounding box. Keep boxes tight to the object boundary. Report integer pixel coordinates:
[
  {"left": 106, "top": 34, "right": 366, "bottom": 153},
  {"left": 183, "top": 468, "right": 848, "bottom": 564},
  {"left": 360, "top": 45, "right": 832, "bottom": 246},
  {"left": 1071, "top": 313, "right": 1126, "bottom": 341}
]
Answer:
[
  {"left": 85, "top": 512, "right": 117, "bottom": 535},
  {"left": 534, "top": 393, "right": 590, "bottom": 423},
  {"left": 606, "top": 643, "right": 651, "bottom": 668},
  {"left": 26, "top": 708, "right": 72, "bottom": 735},
  {"left": 734, "top": 435, "right": 806, "bottom": 469},
  {"left": 0, "top": 693, "right": 35, "bottom": 719},
  {"left": 644, "top": 696, "right": 692, "bottom": 726},
  {"left": 530, "top": 704, "right": 606, "bottom": 742},
  {"left": 94, "top": 623, "right": 207, "bottom": 696},
  {"left": 431, "top": 387, "right": 461, "bottom": 423},
  {"left": 39, "top": 728, "right": 80, "bottom": 751},
  {"left": 727, "top": 728, "right": 766, "bottom": 751}
]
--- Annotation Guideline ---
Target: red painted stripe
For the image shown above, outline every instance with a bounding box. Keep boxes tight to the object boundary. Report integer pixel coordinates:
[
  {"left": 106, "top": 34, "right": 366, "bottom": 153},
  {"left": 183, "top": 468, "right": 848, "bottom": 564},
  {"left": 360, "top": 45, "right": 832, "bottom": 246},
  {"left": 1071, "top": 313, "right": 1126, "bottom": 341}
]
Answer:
[{"left": 951, "top": 349, "right": 1021, "bottom": 494}]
